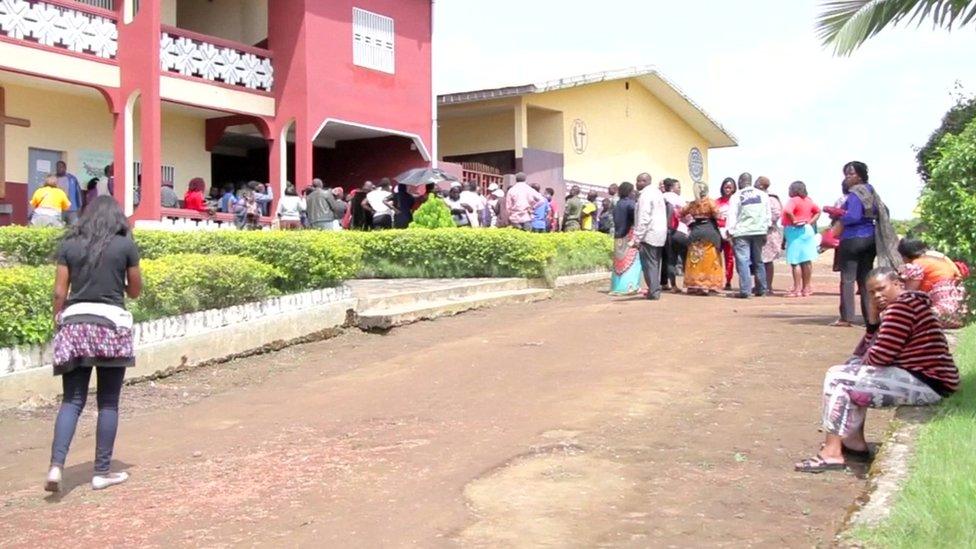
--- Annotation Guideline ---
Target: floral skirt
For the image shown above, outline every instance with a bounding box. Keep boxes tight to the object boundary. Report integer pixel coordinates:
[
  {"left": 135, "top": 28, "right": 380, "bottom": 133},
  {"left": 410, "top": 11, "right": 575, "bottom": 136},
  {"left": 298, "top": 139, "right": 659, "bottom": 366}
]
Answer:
[
  {"left": 610, "top": 236, "right": 641, "bottom": 295},
  {"left": 52, "top": 322, "right": 135, "bottom": 376},
  {"left": 762, "top": 226, "right": 783, "bottom": 263},
  {"left": 684, "top": 240, "right": 725, "bottom": 291},
  {"left": 929, "top": 280, "right": 967, "bottom": 329}
]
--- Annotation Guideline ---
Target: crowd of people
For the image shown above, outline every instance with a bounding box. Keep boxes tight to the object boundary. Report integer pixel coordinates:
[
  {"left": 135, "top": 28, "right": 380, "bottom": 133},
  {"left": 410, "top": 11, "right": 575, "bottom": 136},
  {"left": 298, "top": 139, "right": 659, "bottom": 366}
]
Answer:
[{"left": 28, "top": 161, "right": 114, "bottom": 228}]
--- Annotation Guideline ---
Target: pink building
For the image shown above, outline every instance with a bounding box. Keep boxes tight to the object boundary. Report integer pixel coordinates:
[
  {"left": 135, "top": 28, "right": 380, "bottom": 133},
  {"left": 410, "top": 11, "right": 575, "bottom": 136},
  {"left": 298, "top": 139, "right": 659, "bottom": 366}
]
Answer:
[{"left": 0, "top": 0, "right": 433, "bottom": 227}]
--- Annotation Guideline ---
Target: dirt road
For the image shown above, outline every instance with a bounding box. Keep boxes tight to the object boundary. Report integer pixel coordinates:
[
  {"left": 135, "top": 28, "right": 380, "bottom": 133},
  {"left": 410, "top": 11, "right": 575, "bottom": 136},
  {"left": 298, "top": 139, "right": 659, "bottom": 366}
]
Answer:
[{"left": 0, "top": 273, "right": 878, "bottom": 547}]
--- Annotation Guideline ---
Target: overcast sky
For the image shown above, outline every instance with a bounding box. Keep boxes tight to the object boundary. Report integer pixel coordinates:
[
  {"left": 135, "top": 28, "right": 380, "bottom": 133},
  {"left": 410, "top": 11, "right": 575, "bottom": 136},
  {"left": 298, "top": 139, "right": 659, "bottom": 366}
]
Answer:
[{"left": 433, "top": 0, "right": 976, "bottom": 218}]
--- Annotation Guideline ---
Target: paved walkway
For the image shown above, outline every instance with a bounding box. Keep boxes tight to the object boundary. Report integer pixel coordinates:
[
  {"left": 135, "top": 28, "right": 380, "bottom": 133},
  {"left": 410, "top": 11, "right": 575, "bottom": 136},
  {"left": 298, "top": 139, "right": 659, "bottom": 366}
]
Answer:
[{"left": 0, "top": 267, "right": 877, "bottom": 547}]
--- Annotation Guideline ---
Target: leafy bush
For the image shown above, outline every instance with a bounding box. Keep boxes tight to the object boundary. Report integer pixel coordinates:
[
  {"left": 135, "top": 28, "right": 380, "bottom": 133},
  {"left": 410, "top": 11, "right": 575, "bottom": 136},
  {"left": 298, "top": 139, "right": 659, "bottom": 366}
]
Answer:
[
  {"left": 131, "top": 254, "right": 280, "bottom": 322},
  {"left": 917, "top": 90, "right": 976, "bottom": 182},
  {"left": 134, "top": 231, "right": 362, "bottom": 291},
  {"left": 0, "top": 266, "right": 55, "bottom": 347},
  {"left": 354, "top": 229, "right": 610, "bottom": 280},
  {"left": 409, "top": 197, "right": 456, "bottom": 229},
  {"left": 0, "top": 227, "right": 61, "bottom": 266},
  {"left": 919, "top": 115, "right": 976, "bottom": 321},
  {"left": 546, "top": 231, "right": 613, "bottom": 277}
]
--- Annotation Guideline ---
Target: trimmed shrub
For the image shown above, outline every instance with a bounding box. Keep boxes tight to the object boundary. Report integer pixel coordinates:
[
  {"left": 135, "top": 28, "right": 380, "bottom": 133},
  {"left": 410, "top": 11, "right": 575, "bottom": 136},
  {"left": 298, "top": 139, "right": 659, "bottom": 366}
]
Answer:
[
  {"left": 353, "top": 229, "right": 610, "bottom": 280},
  {"left": 131, "top": 254, "right": 281, "bottom": 322},
  {"left": 0, "top": 227, "right": 61, "bottom": 266},
  {"left": 134, "top": 231, "right": 363, "bottom": 291},
  {"left": 546, "top": 231, "right": 613, "bottom": 277},
  {"left": 0, "top": 266, "right": 55, "bottom": 347},
  {"left": 409, "top": 197, "right": 456, "bottom": 229}
]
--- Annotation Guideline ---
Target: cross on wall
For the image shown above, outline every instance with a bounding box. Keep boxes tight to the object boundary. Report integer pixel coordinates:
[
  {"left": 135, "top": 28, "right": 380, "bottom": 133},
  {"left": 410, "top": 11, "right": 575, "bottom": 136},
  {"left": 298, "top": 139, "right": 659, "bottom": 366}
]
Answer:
[{"left": 0, "top": 87, "right": 31, "bottom": 200}]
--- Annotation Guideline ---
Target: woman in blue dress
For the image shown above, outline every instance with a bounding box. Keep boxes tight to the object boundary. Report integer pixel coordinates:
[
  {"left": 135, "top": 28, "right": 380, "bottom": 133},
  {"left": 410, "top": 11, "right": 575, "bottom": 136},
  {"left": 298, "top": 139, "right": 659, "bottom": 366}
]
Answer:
[{"left": 610, "top": 182, "right": 641, "bottom": 295}]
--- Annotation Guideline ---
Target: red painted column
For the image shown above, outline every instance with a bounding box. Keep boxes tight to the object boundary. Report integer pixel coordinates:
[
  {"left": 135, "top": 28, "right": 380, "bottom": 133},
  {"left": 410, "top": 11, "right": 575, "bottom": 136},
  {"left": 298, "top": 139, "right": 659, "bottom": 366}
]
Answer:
[
  {"left": 115, "top": 0, "right": 162, "bottom": 222},
  {"left": 267, "top": 129, "right": 282, "bottom": 216},
  {"left": 293, "top": 120, "right": 314, "bottom": 193}
]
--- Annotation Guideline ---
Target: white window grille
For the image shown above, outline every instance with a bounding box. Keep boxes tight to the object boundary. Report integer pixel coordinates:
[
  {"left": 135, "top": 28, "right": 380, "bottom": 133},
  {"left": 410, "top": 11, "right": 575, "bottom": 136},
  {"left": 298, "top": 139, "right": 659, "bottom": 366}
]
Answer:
[
  {"left": 133, "top": 162, "right": 176, "bottom": 184},
  {"left": 76, "top": 0, "right": 115, "bottom": 9},
  {"left": 352, "top": 7, "right": 394, "bottom": 74}
]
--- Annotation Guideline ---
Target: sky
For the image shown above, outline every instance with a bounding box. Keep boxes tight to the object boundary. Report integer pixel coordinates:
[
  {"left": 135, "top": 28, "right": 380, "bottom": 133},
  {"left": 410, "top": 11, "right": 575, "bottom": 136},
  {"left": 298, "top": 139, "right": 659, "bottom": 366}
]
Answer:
[{"left": 433, "top": 0, "right": 976, "bottom": 218}]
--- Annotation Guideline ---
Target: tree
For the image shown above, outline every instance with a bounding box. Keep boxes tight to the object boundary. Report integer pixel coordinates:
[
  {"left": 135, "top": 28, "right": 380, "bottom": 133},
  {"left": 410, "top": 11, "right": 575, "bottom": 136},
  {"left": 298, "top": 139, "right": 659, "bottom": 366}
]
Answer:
[
  {"left": 817, "top": 0, "right": 976, "bottom": 56},
  {"left": 916, "top": 87, "right": 976, "bottom": 181}
]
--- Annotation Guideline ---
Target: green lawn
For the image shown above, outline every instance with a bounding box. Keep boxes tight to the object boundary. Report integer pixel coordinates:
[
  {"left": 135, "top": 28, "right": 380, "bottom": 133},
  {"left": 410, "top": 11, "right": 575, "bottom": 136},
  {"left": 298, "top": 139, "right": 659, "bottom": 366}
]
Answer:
[{"left": 853, "top": 323, "right": 976, "bottom": 548}]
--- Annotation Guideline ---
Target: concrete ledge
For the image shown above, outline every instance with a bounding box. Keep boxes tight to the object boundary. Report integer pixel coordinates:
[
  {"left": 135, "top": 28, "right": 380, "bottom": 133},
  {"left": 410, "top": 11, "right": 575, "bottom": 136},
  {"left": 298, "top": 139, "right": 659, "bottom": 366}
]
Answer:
[
  {"left": 355, "top": 288, "right": 552, "bottom": 331},
  {"left": 0, "top": 288, "right": 355, "bottom": 408},
  {"left": 550, "top": 270, "right": 610, "bottom": 288}
]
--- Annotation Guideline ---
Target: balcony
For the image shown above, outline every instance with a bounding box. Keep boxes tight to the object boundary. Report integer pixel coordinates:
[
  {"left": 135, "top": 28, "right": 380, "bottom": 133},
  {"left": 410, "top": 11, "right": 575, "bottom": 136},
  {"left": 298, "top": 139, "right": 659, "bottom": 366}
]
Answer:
[
  {"left": 0, "top": 0, "right": 119, "bottom": 60},
  {"left": 160, "top": 25, "right": 272, "bottom": 93}
]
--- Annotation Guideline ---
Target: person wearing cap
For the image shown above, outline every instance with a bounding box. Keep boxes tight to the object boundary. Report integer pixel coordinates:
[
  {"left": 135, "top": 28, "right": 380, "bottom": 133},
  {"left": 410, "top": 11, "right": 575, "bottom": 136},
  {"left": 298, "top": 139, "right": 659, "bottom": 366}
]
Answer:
[{"left": 487, "top": 188, "right": 504, "bottom": 227}]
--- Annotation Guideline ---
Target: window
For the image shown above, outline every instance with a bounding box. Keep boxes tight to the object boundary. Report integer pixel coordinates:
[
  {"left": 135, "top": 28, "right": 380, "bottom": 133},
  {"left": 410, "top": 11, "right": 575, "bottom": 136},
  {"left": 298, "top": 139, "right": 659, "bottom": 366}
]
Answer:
[
  {"left": 353, "top": 7, "right": 395, "bottom": 74},
  {"left": 133, "top": 162, "right": 176, "bottom": 185}
]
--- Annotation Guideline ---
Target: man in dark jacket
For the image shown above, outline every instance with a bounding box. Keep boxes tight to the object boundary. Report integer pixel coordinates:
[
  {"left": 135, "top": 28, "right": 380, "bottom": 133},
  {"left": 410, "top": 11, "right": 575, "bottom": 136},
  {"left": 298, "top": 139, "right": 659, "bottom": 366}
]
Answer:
[{"left": 306, "top": 178, "right": 341, "bottom": 230}]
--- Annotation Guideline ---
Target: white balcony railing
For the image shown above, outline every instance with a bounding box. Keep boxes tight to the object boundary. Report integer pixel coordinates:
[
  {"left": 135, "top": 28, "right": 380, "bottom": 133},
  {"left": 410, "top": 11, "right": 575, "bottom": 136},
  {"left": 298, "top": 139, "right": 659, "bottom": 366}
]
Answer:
[
  {"left": 0, "top": 0, "right": 118, "bottom": 59},
  {"left": 160, "top": 26, "right": 273, "bottom": 92}
]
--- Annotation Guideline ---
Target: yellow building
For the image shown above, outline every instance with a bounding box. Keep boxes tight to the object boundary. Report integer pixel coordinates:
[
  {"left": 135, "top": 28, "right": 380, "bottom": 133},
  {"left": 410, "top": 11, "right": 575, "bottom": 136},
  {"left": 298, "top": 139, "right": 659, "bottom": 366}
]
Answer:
[{"left": 438, "top": 67, "right": 737, "bottom": 202}]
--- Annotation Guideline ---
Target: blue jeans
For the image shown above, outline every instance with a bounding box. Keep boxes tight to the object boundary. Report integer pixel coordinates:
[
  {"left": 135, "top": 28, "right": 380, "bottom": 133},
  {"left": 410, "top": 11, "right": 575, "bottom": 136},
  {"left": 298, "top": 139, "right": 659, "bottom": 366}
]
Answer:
[
  {"left": 733, "top": 235, "right": 767, "bottom": 296},
  {"left": 50, "top": 367, "right": 126, "bottom": 474}
]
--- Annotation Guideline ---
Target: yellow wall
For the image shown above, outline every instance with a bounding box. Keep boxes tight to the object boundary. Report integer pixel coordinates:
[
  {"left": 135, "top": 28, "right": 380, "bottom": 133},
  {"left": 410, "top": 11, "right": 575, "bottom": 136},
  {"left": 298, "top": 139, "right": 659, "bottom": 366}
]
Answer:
[
  {"left": 0, "top": 81, "right": 113, "bottom": 185},
  {"left": 527, "top": 107, "right": 563, "bottom": 153},
  {"left": 1, "top": 80, "right": 210, "bottom": 196},
  {"left": 524, "top": 80, "right": 710, "bottom": 197},
  {"left": 438, "top": 107, "right": 516, "bottom": 157},
  {"left": 177, "top": 0, "right": 268, "bottom": 46}
]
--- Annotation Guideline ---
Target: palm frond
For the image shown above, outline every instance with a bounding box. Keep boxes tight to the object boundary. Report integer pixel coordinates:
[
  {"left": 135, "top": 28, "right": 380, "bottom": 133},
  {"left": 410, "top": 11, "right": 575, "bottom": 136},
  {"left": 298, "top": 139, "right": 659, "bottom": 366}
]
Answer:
[{"left": 817, "top": 0, "right": 976, "bottom": 56}]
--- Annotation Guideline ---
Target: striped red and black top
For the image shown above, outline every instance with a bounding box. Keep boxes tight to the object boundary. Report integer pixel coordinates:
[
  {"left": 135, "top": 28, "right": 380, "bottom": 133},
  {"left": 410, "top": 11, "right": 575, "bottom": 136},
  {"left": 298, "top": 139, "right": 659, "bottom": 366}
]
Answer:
[{"left": 864, "top": 291, "right": 959, "bottom": 396}]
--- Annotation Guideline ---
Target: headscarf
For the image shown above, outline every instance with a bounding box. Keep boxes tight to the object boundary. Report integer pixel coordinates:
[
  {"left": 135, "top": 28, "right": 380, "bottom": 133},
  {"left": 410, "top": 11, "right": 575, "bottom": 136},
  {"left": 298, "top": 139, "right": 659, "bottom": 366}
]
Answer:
[{"left": 693, "top": 181, "right": 709, "bottom": 200}]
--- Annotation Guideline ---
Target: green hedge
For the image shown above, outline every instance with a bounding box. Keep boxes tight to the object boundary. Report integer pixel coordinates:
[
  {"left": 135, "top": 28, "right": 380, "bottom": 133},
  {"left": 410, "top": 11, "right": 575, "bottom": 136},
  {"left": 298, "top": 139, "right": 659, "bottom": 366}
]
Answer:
[
  {"left": 130, "top": 254, "right": 280, "bottom": 322},
  {"left": 0, "top": 266, "right": 55, "bottom": 347},
  {"left": 0, "top": 227, "right": 611, "bottom": 282},
  {"left": 134, "top": 231, "right": 362, "bottom": 291},
  {"left": 0, "top": 255, "right": 281, "bottom": 347}
]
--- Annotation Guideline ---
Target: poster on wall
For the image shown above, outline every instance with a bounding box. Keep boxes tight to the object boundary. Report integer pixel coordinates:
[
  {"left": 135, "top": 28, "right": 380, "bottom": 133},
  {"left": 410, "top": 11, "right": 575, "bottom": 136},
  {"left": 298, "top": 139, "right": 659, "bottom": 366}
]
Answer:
[{"left": 77, "top": 150, "right": 114, "bottom": 195}]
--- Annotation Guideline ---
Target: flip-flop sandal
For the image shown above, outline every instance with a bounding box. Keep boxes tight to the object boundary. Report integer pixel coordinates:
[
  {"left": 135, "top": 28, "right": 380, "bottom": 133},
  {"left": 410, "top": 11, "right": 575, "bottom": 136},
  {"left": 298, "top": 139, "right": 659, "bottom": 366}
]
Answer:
[
  {"left": 801, "top": 289, "right": 814, "bottom": 297},
  {"left": 794, "top": 454, "right": 846, "bottom": 474},
  {"left": 829, "top": 320, "right": 854, "bottom": 327},
  {"left": 785, "top": 290, "right": 801, "bottom": 298},
  {"left": 821, "top": 443, "right": 873, "bottom": 461}
]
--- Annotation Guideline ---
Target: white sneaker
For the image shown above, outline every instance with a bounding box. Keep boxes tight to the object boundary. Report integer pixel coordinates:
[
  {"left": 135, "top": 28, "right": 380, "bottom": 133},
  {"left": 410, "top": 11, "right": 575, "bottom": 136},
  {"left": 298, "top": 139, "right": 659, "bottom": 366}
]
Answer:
[
  {"left": 91, "top": 471, "right": 129, "bottom": 491},
  {"left": 44, "top": 466, "right": 62, "bottom": 493}
]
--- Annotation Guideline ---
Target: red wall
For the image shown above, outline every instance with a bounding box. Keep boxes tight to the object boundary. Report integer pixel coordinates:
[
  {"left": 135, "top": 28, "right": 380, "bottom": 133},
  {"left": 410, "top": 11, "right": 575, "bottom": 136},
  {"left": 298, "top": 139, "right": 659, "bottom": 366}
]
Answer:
[
  {"left": 313, "top": 136, "right": 426, "bottom": 190},
  {"left": 0, "top": 183, "right": 29, "bottom": 226},
  {"left": 270, "top": 0, "right": 432, "bottom": 149}
]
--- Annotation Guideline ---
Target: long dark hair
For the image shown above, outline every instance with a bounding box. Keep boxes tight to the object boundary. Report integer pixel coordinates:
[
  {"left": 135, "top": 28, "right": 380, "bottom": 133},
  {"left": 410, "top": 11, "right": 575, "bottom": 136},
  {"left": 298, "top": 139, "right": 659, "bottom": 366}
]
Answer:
[{"left": 62, "top": 195, "right": 130, "bottom": 277}]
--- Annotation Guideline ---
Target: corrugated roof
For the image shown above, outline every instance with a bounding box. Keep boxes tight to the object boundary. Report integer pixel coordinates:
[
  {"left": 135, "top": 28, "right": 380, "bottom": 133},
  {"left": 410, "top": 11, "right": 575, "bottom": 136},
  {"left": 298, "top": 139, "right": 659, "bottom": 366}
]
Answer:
[{"left": 439, "top": 66, "right": 738, "bottom": 148}]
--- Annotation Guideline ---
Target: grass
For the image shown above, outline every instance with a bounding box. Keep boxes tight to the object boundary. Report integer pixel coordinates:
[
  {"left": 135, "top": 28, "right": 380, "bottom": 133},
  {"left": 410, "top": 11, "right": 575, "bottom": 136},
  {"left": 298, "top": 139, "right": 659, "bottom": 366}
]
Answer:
[{"left": 853, "top": 323, "right": 976, "bottom": 548}]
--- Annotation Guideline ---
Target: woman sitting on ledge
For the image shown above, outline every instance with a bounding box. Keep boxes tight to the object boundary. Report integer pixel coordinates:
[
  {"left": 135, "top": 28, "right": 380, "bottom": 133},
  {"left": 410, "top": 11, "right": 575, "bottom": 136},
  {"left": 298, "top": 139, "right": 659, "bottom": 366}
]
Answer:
[{"left": 795, "top": 267, "right": 959, "bottom": 473}]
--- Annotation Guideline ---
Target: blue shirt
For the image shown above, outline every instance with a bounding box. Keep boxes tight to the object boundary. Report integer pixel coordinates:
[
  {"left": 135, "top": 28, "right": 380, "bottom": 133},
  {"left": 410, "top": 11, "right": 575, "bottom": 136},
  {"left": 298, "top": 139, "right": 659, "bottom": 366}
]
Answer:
[
  {"left": 531, "top": 199, "right": 550, "bottom": 230},
  {"left": 219, "top": 192, "right": 237, "bottom": 213},
  {"left": 840, "top": 184, "right": 876, "bottom": 240}
]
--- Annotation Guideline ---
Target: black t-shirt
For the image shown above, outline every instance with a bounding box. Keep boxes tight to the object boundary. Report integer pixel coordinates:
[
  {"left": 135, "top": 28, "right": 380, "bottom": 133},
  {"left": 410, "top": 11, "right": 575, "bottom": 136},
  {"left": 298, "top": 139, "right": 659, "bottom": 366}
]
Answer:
[{"left": 57, "top": 234, "right": 140, "bottom": 308}]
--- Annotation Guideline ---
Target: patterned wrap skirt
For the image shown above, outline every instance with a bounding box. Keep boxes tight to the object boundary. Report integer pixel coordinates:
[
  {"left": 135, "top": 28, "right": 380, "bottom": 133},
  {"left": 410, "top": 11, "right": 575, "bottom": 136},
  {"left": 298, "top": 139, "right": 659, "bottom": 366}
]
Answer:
[{"left": 52, "top": 322, "right": 135, "bottom": 376}]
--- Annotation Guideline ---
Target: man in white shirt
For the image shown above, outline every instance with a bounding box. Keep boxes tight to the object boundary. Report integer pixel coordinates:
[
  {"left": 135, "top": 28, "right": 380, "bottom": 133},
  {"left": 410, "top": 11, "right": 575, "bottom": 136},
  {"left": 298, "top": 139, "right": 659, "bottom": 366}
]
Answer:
[
  {"left": 365, "top": 178, "right": 396, "bottom": 230},
  {"left": 459, "top": 181, "right": 486, "bottom": 228},
  {"left": 630, "top": 172, "right": 668, "bottom": 300},
  {"left": 661, "top": 178, "right": 690, "bottom": 290}
]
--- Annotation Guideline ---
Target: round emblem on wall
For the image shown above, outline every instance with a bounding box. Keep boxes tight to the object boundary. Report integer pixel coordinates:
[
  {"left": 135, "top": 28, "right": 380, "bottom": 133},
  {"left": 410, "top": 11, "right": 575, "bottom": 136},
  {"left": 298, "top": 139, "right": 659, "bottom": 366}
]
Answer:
[
  {"left": 688, "top": 147, "right": 705, "bottom": 183},
  {"left": 571, "top": 119, "right": 588, "bottom": 154}
]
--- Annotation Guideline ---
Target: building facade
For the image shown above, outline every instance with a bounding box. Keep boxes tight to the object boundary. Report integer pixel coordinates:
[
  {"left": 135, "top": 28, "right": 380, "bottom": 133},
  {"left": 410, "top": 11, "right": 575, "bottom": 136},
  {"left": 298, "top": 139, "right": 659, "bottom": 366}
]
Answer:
[
  {"left": 0, "top": 0, "right": 433, "bottom": 227},
  {"left": 438, "top": 68, "right": 736, "bottom": 209}
]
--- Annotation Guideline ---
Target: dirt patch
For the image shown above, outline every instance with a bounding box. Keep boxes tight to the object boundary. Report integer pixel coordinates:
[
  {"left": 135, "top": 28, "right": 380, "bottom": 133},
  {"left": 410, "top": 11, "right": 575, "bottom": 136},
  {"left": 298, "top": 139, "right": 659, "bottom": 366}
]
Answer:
[{"left": 0, "top": 269, "right": 877, "bottom": 547}]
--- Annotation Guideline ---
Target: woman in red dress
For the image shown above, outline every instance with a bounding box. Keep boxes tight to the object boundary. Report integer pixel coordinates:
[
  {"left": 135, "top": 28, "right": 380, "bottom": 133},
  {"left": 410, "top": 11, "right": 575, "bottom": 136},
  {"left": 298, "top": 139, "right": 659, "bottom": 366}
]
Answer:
[
  {"left": 183, "top": 177, "right": 209, "bottom": 213},
  {"left": 714, "top": 177, "right": 737, "bottom": 291}
]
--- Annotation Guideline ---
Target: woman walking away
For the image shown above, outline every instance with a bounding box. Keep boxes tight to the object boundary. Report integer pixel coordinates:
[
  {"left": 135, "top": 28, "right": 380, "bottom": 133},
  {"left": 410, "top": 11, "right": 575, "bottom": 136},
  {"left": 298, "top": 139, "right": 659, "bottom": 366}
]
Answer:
[
  {"left": 833, "top": 161, "right": 878, "bottom": 327},
  {"left": 609, "top": 182, "right": 641, "bottom": 295},
  {"left": 683, "top": 182, "right": 725, "bottom": 295},
  {"left": 899, "top": 238, "right": 968, "bottom": 329},
  {"left": 715, "top": 177, "right": 737, "bottom": 291},
  {"left": 795, "top": 267, "right": 958, "bottom": 473},
  {"left": 276, "top": 184, "right": 306, "bottom": 230},
  {"left": 782, "top": 181, "right": 821, "bottom": 297},
  {"left": 46, "top": 195, "right": 141, "bottom": 492},
  {"left": 755, "top": 177, "right": 783, "bottom": 294}
]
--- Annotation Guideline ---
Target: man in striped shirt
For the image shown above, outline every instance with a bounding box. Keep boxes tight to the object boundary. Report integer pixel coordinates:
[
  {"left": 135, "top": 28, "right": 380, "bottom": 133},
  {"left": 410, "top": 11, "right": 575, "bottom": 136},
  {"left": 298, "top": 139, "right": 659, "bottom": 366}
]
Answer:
[{"left": 795, "top": 267, "right": 959, "bottom": 473}]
